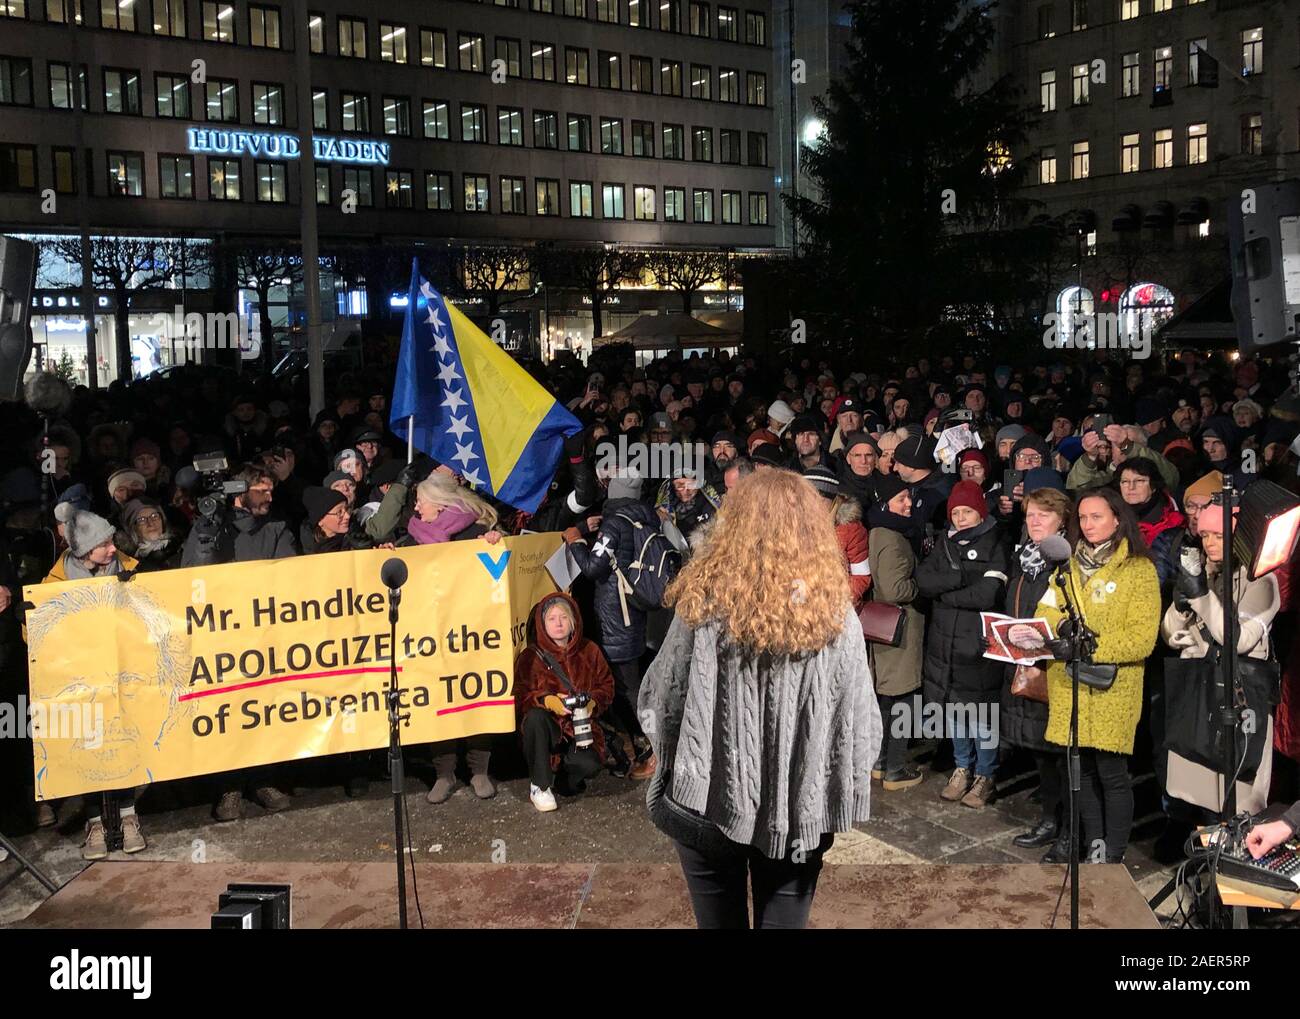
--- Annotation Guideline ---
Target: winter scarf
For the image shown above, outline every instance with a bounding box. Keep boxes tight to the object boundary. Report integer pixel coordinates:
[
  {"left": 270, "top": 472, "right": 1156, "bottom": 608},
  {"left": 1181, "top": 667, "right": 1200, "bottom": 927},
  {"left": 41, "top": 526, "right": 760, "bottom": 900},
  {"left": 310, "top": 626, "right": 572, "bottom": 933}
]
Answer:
[
  {"left": 61, "top": 551, "right": 125, "bottom": 580},
  {"left": 406, "top": 504, "right": 479, "bottom": 544},
  {"left": 1075, "top": 537, "right": 1115, "bottom": 578}
]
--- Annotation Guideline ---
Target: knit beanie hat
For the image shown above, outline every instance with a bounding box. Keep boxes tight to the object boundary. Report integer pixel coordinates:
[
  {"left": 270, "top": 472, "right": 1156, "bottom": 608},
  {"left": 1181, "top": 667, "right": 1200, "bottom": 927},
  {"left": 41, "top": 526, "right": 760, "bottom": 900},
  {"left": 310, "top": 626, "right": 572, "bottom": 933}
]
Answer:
[
  {"left": 750, "top": 442, "right": 785, "bottom": 467},
  {"left": 957, "top": 448, "right": 989, "bottom": 471},
  {"left": 790, "top": 414, "right": 822, "bottom": 438},
  {"left": 333, "top": 447, "right": 362, "bottom": 470},
  {"left": 1184, "top": 471, "right": 1224, "bottom": 503},
  {"left": 1056, "top": 435, "right": 1084, "bottom": 464},
  {"left": 55, "top": 482, "right": 92, "bottom": 515},
  {"left": 106, "top": 468, "right": 147, "bottom": 498},
  {"left": 302, "top": 486, "right": 347, "bottom": 526},
  {"left": 802, "top": 465, "right": 840, "bottom": 499},
  {"left": 843, "top": 431, "right": 880, "bottom": 455},
  {"left": 946, "top": 480, "right": 988, "bottom": 522},
  {"left": 874, "top": 473, "right": 909, "bottom": 507},
  {"left": 766, "top": 399, "right": 795, "bottom": 434},
  {"left": 995, "top": 424, "right": 1028, "bottom": 448},
  {"left": 121, "top": 498, "right": 163, "bottom": 532},
  {"left": 1022, "top": 466, "right": 1066, "bottom": 495},
  {"left": 607, "top": 469, "right": 643, "bottom": 501},
  {"left": 130, "top": 437, "right": 162, "bottom": 462},
  {"left": 893, "top": 433, "right": 938, "bottom": 470},
  {"left": 55, "top": 503, "right": 116, "bottom": 558},
  {"left": 323, "top": 469, "right": 352, "bottom": 488}
]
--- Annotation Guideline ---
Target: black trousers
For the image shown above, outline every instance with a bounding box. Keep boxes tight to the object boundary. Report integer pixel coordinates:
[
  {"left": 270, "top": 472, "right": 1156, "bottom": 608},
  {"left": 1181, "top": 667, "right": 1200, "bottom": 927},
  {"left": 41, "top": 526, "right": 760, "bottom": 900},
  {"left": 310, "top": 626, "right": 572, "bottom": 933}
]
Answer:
[
  {"left": 1077, "top": 749, "right": 1133, "bottom": 860},
  {"left": 673, "top": 833, "right": 833, "bottom": 930},
  {"left": 521, "top": 708, "right": 601, "bottom": 792},
  {"left": 608, "top": 658, "right": 645, "bottom": 740},
  {"left": 1034, "top": 749, "right": 1066, "bottom": 826},
  {"left": 876, "top": 693, "right": 909, "bottom": 772}
]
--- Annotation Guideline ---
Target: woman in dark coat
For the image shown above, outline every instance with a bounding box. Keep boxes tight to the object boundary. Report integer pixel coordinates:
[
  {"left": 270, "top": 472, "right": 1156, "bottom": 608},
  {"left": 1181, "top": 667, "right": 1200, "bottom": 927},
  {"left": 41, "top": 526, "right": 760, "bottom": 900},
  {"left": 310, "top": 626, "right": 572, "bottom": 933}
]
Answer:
[
  {"left": 564, "top": 471, "right": 663, "bottom": 779},
  {"left": 999, "top": 485, "right": 1073, "bottom": 859},
  {"left": 916, "top": 480, "right": 1009, "bottom": 809}
]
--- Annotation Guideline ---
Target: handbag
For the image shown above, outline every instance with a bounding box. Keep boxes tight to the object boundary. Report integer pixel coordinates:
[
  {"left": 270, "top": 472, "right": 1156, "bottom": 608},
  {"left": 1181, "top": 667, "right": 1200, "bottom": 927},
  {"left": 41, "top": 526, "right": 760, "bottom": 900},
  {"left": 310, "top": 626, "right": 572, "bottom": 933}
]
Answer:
[
  {"left": 1164, "top": 645, "right": 1279, "bottom": 782},
  {"left": 1074, "top": 661, "right": 1118, "bottom": 691},
  {"left": 1010, "top": 664, "right": 1049, "bottom": 703},
  {"left": 858, "top": 600, "right": 906, "bottom": 646}
]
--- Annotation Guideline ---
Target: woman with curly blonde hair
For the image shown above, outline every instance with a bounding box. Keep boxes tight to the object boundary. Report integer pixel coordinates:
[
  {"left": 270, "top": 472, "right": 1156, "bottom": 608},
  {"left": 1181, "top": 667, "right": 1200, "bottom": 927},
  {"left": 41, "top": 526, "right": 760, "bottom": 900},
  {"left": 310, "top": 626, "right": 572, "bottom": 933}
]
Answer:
[{"left": 639, "top": 468, "right": 882, "bottom": 929}]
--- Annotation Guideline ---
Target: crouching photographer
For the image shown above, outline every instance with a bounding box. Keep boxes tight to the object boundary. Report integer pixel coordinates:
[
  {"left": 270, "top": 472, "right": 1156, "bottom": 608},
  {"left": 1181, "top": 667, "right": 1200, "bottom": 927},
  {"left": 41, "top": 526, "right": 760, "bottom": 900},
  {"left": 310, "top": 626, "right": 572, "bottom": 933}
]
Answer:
[{"left": 512, "top": 593, "right": 614, "bottom": 813}]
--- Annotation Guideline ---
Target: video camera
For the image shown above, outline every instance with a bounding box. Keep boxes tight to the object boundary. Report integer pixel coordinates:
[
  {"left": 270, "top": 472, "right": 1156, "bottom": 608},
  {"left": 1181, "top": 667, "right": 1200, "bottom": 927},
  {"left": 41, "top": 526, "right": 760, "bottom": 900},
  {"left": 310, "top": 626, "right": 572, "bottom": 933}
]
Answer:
[
  {"left": 190, "top": 452, "right": 248, "bottom": 524},
  {"left": 939, "top": 407, "right": 976, "bottom": 428}
]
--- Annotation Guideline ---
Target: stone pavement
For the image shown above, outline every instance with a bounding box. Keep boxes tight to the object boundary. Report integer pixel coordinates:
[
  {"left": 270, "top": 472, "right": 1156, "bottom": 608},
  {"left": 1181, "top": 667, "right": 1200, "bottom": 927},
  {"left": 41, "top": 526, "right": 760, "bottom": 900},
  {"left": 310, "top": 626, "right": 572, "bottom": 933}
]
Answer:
[{"left": 0, "top": 748, "right": 1183, "bottom": 927}]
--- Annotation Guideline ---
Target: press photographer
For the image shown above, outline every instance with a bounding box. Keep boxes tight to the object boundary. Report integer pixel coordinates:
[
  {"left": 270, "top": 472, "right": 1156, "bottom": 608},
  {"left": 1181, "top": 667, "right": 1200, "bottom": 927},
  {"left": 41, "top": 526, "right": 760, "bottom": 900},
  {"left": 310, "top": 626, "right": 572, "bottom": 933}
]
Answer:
[{"left": 179, "top": 457, "right": 297, "bottom": 567}]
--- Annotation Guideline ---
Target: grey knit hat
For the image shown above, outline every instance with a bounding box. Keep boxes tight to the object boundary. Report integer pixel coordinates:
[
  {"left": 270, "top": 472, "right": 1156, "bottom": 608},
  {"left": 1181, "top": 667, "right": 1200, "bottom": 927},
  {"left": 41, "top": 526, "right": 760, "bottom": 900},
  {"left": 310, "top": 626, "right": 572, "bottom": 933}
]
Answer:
[{"left": 54, "top": 503, "right": 116, "bottom": 558}]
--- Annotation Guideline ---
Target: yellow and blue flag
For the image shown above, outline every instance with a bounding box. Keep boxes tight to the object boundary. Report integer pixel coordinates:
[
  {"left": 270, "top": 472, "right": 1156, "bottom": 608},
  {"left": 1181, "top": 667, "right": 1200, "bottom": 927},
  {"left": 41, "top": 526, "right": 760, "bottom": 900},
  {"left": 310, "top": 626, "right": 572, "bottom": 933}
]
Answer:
[{"left": 390, "top": 260, "right": 581, "bottom": 514}]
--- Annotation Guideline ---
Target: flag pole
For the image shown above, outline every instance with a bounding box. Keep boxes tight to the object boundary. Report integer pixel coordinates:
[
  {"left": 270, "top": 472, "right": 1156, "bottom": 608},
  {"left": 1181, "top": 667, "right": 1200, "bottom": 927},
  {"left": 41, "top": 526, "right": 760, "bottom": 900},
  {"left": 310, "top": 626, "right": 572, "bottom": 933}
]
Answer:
[{"left": 407, "top": 415, "right": 414, "bottom": 465}]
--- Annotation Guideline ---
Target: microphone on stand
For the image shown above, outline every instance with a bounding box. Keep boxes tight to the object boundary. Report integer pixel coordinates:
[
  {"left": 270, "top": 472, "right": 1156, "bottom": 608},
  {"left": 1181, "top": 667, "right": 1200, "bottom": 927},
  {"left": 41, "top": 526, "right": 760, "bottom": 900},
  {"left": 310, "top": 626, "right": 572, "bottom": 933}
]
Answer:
[
  {"left": 1039, "top": 533, "right": 1073, "bottom": 569},
  {"left": 381, "top": 557, "right": 408, "bottom": 624}
]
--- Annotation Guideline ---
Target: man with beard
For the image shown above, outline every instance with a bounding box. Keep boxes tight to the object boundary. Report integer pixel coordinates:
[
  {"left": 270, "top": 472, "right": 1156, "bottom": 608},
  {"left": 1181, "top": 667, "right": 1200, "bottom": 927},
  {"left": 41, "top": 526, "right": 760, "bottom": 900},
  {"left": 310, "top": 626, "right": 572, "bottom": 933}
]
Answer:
[
  {"left": 788, "top": 415, "right": 832, "bottom": 471},
  {"left": 706, "top": 430, "right": 742, "bottom": 491}
]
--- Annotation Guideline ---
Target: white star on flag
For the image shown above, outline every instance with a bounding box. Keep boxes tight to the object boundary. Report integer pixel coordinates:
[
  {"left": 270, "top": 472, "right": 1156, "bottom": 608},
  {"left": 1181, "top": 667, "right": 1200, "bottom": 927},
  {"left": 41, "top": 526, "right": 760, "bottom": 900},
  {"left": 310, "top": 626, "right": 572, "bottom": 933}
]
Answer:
[
  {"left": 452, "top": 441, "right": 479, "bottom": 468},
  {"left": 420, "top": 281, "right": 435, "bottom": 300},
  {"left": 461, "top": 468, "right": 484, "bottom": 489},
  {"left": 436, "top": 359, "right": 462, "bottom": 386},
  {"left": 446, "top": 415, "right": 473, "bottom": 440},
  {"left": 431, "top": 331, "right": 452, "bottom": 357},
  {"left": 441, "top": 387, "right": 467, "bottom": 413},
  {"left": 428, "top": 307, "right": 446, "bottom": 333}
]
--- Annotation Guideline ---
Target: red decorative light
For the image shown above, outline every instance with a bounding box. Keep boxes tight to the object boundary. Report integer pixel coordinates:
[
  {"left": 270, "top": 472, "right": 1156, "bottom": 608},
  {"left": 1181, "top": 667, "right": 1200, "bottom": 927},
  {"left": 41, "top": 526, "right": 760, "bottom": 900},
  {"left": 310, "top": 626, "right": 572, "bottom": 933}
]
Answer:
[{"left": 1135, "top": 284, "right": 1156, "bottom": 306}]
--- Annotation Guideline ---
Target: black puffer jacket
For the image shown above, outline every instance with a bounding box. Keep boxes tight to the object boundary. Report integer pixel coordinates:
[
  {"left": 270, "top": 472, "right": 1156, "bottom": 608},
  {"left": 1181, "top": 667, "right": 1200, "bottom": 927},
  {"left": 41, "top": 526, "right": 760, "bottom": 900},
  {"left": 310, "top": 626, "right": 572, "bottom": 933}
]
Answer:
[
  {"left": 998, "top": 541, "right": 1055, "bottom": 752},
  {"left": 568, "top": 496, "right": 661, "bottom": 663},
  {"left": 915, "top": 517, "right": 1008, "bottom": 706}
]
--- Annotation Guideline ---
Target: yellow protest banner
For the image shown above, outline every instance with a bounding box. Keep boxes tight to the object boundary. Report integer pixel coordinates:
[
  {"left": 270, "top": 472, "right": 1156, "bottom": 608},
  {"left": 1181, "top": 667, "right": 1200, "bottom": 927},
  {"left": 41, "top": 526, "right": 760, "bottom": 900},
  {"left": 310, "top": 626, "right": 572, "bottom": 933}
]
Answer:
[{"left": 24, "top": 533, "right": 561, "bottom": 801}]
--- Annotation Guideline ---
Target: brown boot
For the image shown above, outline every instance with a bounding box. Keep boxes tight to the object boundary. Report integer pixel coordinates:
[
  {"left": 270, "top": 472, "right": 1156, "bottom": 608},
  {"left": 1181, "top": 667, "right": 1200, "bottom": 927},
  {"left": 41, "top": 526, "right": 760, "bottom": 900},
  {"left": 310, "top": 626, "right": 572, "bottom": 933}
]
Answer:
[
  {"left": 120, "top": 813, "right": 146, "bottom": 854},
  {"left": 252, "top": 786, "right": 291, "bottom": 812},
  {"left": 628, "top": 752, "right": 657, "bottom": 780},
  {"left": 961, "top": 775, "right": 996, "bottom": 809},
  {"left": 213, "top": 790, "right": 243, "bottom": 822},
  {"left": 82, "top": 820, "right": 108, "bottom": 861},
  {"left": 939, "top": 767, "right": 971, "bottom": 802}
]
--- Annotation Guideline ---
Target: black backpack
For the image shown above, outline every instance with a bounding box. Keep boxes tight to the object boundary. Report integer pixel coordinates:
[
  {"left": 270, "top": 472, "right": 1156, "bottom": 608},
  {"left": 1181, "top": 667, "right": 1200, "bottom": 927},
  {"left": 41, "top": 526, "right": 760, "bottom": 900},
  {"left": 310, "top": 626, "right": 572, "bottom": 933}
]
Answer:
[{"left": 610, "top": 512, "right": 682, "bottom": 621}]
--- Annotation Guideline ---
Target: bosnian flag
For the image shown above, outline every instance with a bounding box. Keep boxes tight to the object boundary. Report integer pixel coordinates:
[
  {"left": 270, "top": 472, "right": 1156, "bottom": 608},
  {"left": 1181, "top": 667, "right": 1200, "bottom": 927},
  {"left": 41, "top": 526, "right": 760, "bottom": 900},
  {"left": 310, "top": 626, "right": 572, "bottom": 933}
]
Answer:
[{"left": 390, "top": 259, "right": 581, "bottom": 514}]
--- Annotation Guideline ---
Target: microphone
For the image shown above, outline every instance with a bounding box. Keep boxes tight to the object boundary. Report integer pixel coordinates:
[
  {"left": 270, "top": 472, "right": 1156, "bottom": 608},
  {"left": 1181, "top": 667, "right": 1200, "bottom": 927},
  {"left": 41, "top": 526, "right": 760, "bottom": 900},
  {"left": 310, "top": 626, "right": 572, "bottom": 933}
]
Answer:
[
  {"left": 380, "top": 557, "right": 408, "bottom": 591},
  {"left": 1039, "top": 534, "right": 1072, "bottom": 565},
  {"left": 381, "top": 557, "right": 407, "bottom": 624}
]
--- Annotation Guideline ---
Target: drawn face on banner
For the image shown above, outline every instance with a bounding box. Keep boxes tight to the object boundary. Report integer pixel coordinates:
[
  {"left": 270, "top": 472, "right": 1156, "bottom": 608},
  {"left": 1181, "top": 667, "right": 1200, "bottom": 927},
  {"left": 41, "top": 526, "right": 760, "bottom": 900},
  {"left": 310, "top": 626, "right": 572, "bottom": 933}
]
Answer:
[{"left": 27, "top": 584, "right": 191, "bottom": 792}]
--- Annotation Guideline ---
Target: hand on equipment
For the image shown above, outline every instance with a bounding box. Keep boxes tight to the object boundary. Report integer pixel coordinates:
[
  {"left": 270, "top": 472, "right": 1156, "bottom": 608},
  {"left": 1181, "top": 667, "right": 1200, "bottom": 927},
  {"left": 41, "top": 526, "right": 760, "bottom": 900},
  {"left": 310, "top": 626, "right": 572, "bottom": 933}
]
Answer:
[{"left": 543, "top": 694, "right": 570, "bottom": 716}]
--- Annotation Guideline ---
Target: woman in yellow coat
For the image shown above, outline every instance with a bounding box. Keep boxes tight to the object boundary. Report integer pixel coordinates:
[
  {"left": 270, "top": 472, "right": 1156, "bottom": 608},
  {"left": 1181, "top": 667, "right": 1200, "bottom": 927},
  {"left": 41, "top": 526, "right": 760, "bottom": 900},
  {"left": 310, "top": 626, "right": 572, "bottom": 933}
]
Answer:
[{"left": 1035, "top": 487, "right": 1160, "bottom": 864}]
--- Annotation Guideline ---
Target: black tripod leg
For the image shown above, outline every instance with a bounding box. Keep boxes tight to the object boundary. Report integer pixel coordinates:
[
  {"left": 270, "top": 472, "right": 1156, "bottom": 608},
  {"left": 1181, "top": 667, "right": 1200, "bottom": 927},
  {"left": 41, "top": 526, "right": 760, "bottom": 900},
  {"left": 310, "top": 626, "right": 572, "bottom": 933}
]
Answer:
[{"left": 0, "top": 831, "right": 60, "bottom": 895}]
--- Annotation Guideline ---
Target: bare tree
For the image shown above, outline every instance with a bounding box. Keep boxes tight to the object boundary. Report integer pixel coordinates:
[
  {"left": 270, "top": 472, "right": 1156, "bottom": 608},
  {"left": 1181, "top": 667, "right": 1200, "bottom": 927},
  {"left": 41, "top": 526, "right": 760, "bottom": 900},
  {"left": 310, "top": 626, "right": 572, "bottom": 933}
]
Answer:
[
  {"left": 47, "top": 235, "right": 187, "bottom": 382},
  {"left": 644, "top": 249, "right": 726, "bottom": 315},
  {"left": 535, "top": 246, "right": 646, "bottom": 338},
  {"left": 455, "top": 245, "right": 534, "bottom": 319},
  {"left": 220, "top": 242, "right": 302, "bottom": 372}
]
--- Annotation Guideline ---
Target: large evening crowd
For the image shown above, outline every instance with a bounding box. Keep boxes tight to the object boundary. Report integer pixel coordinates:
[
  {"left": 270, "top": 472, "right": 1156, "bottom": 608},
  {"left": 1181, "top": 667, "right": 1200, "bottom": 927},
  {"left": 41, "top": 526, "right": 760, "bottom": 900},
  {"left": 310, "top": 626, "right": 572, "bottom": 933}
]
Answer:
[{"left": 3, "top": 344, "right": 1300, "bottom": 883}]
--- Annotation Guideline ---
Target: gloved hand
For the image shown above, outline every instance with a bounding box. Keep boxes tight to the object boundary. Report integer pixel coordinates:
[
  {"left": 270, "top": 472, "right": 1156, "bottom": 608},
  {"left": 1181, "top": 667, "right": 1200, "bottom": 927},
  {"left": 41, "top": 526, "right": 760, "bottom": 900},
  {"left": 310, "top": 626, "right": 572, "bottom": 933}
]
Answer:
[
  {"left": 543, "top": 694, "right": 569, "bottom": 716},
  {"left": 562, "top": 526, "right": 583, "bottom": 544},
  {"left": 563, "top": 430, "right": 587, "bottom": 460},
  {"left": 396, "top": 461, "right": 423, "bottom": 488},
  {"left": 1044, "top": 637, "right": 1074, "bottom": 661},
  {"left": 1175, "top": 544, "right": 1208, "bottom": 600}
]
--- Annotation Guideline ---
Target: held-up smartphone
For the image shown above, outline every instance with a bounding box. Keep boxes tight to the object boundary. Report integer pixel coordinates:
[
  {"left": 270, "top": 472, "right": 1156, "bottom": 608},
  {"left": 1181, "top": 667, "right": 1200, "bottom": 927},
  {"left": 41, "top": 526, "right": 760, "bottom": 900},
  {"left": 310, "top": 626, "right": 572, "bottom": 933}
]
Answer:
[
  {"left": 1090, "top": 413, "right": 1114, "bottom": 437},
  {"left": 1003, "top": 469, "right": 1024, "bottom": 497}
]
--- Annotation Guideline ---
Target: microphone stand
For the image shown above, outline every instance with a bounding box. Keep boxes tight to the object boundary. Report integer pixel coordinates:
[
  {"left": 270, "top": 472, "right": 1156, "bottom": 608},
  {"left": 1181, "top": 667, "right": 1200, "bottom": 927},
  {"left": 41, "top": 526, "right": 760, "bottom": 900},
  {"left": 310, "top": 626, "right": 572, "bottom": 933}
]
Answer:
[
  {"left": 1052, "top": 563, "right": 1093, "bottom": 932},
  {"left": 385, "top": 580, "right": 410, "bottom": 930}
]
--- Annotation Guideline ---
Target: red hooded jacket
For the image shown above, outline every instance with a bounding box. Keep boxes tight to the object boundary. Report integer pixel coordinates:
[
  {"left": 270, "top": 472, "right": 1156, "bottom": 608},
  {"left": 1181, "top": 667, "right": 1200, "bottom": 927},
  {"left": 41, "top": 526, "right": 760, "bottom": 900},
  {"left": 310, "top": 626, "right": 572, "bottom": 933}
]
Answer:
[{"left": 513, "top": 591, "right": 615, "bottom": 769}]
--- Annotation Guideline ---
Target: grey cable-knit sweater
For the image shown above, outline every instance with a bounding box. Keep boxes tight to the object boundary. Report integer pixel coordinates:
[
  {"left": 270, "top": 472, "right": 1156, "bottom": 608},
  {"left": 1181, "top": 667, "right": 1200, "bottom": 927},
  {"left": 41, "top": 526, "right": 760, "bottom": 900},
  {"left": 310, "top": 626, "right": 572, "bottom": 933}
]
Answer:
[{"left": 639, "top": 606, "right": 882, "bottom": 859}]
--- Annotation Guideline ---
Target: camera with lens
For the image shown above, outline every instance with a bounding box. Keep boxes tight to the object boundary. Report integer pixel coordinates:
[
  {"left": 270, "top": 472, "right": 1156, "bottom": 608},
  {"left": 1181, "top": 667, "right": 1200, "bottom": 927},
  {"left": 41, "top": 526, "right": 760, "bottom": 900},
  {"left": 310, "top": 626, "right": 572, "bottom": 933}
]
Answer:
[
  {"left": 939, "top": 407, "right": 976, "bottom": 427},
  {"left": 191, "top": 452, "right": 248, "bottom": 523},
  {"left": 563, "top": 692, "right": 594, "bottom": 749}
]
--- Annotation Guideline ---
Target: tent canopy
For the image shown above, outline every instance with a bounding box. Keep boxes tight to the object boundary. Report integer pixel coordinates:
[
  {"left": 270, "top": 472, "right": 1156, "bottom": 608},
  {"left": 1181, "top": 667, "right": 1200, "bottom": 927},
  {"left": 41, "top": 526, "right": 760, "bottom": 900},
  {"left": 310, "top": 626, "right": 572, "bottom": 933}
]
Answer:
[{"left": 602, "top": 312, "right": 740, "bottom": 350}]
